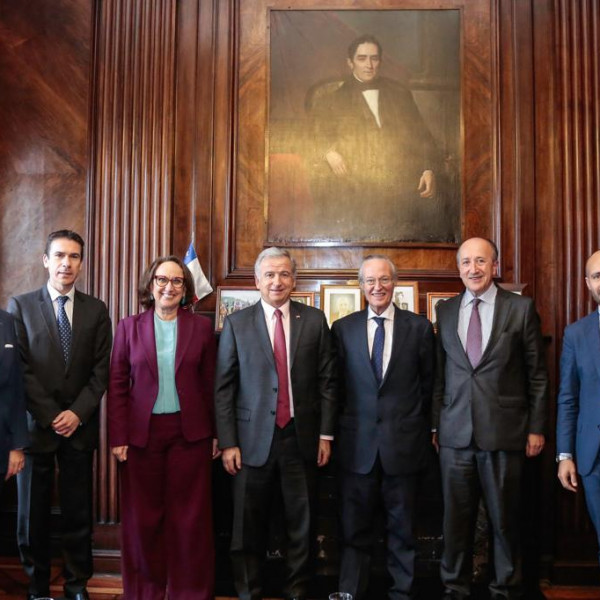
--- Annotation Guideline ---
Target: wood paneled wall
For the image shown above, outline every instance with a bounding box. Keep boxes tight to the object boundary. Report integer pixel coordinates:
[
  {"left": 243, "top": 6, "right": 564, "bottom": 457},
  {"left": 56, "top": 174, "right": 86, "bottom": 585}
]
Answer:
[{"left": 1, "top": 0, "right": 600, "bottom": 586}]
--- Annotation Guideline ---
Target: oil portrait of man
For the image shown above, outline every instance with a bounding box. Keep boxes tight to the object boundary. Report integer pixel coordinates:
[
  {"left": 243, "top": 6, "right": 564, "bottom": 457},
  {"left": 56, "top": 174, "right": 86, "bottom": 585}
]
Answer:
[{"left": 268, "top": 10, "right": 461, "bottom": 244}]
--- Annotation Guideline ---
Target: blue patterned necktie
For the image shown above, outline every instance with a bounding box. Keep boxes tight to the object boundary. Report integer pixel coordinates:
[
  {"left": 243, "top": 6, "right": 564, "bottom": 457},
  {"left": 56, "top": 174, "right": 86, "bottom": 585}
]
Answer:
[
  {"left": 371, "top": 316, "right": 385, "bottom": 385},
  {"left": 56, "top": 295, "right": 71, "bottom": 364}
]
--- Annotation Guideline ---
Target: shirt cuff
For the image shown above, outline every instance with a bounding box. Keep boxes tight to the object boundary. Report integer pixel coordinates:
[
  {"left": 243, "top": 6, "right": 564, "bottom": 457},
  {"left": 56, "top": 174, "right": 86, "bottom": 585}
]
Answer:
[{"left": 320, "top": 435, "right": 334, "bottom": 441}]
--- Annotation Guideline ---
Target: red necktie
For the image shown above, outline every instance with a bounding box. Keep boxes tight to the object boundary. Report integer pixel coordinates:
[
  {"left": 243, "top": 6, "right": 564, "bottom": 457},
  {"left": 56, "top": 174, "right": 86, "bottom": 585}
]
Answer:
[{"left": 273, "top": 309, "right": 291, "bottom": 428}]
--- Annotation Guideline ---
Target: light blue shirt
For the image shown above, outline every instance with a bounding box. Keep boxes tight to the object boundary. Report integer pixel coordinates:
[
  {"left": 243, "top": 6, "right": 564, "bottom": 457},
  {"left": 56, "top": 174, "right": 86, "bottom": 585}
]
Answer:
[{"left": 152, "top": 313, "right": 181, "bottom": 414}]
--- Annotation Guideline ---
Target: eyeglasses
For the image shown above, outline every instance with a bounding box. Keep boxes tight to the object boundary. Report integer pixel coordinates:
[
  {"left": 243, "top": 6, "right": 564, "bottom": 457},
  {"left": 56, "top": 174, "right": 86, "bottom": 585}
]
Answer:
[
  {"left": 154, "top": 275, "right": 185, "bottom": 289},
  {"left": 363, "top": 276, "right": 393, "bottom": 286}
]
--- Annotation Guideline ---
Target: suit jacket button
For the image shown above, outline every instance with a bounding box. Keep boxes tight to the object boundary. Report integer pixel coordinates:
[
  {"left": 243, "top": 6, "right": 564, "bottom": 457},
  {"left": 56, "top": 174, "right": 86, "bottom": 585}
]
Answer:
[
  {"left": 271, "top": 410, "right": 276, "bottom": 415},
  {"left": 273, "top": 387, "right": 277, "bottom": 392},
  {"left": 377, "top": 417, "right": 382, "bottom": 424}
]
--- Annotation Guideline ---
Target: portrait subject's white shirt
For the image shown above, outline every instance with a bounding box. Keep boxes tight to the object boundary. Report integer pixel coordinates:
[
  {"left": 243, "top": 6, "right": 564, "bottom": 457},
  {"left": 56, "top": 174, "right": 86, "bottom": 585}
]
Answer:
[{"left": 362, "top": 89, "right": 381, "bottom": 127}]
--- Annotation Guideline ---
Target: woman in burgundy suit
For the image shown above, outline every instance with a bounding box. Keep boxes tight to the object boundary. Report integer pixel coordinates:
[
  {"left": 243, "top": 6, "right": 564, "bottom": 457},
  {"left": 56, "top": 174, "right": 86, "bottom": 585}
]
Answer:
[{"left": 108, "top": 255, "right": 218, "bottom": 600}]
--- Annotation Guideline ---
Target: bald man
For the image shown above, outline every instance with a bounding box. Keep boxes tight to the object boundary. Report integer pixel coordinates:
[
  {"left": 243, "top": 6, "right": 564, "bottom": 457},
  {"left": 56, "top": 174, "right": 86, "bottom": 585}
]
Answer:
[
  {"left": 432, "top": 237, "right": 548, "bottom": 600},
  {"left": 557, "top": 250, "right": 600, "bottom": 563}
]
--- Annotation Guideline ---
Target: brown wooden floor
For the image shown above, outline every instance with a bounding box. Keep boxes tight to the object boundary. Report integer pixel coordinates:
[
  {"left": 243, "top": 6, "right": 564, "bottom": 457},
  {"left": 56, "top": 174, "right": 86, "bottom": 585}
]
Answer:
[{"left": 1, "top": 559, "right": 599, "bottom": 599}]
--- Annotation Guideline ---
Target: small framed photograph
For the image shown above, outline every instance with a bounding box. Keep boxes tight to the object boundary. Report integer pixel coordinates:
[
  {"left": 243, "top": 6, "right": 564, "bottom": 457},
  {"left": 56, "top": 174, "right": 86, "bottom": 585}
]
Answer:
[
  {"left": 393, "top": 282, "right": 419, "bottom": 313},
  {"left": 427, "top": 292, "right": 460, "bottom": 330},
  {"left": 290, "top": 291, "right": 315, "bottom": 307},
  {"left": 320, "top": 285, "right": 362, "bottom": 327},
  {"left": 215, "top": 286, "right": 262, "bottom": 331}
]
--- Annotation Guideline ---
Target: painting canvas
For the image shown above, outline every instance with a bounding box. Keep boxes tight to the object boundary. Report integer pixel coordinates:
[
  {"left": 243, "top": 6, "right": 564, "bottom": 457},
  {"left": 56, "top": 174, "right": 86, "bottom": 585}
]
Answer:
[
  {"left": 267, "top": 9, "right": 461, "bottom": 244},
  {"left": 215, "top": 287, "right": 262, "bottom": 331},
  {"left": 320, "top": 285, "right": 362, "bottom": 326},
  {"left": 393, "top": 282, "right": 419, "bottom": 313}
]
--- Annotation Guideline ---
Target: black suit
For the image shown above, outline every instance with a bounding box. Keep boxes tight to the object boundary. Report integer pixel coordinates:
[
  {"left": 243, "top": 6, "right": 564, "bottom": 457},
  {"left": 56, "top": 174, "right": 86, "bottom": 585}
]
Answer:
[
  {"left": 332, "top": 306, "right": 434, "bottom": 600},
  {"left": 8, "top": 286, "right": 112, "bottom": 598},
  {"left": 215, "top": 300, "right": 336, "bottom": 599},
  {"left": 0, "top": 309, "right": 28, "bottom": 489},
  {"left": 432, "top": 286, "right": 548, "bottom": 599},
  {"left": 310, "top": 76, "right": 444, "bottom": 241}
]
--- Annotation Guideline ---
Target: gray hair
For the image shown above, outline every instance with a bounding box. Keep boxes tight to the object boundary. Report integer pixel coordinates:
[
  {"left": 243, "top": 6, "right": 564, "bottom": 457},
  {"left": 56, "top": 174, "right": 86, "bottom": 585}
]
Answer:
[
  {"left": 358, "top": 254, "right": 397, "bottom": 283},
  {"left": 254, "top": 247, "right": 297, "bottom": 279}
]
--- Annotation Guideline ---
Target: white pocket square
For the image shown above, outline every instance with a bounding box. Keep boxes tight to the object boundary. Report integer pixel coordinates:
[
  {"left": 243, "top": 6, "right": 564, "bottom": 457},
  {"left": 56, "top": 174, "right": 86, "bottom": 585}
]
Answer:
[{"left": 4, "top": 343, "right": 14, "bottom": 348}]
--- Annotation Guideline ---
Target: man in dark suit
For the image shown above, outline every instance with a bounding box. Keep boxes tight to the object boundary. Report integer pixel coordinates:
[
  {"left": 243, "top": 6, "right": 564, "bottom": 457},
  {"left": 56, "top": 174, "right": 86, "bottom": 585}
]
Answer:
[
  {"left": 557, "top": 249, "right": 600, "bottom": 563},
  {"left": 310, "top": 34, "right": 446, "bottom": 242},
  {"left": 8, "top": 230, "right": 112, "bottom": 600},
  {"left": 0, "top": 309, "right": 28, "bottom": 492},
  {"left": 332, "top": 255, "right": 435, "bottom": 600},
  {"left": 215, "top": 246, "right": 336, "bottom": 600},
  {"left": 432, "top": 237, "right": 548, "bottom": 600}
]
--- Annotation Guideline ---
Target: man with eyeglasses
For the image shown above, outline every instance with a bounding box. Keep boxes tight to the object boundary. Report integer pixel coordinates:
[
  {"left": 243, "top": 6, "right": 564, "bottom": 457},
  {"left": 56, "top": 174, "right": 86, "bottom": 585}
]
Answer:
[
  {"left": 8, "top": 230, "right": 112, "bottom": 600},
  {"left": 432, "top": 237, "right": 548, "bottom": 600},
  {"left": 557, "top": 250, "right": 600, "bottom": 565},
  {"left": 331, "top": 254, "right": 435, "bottom": 600}
]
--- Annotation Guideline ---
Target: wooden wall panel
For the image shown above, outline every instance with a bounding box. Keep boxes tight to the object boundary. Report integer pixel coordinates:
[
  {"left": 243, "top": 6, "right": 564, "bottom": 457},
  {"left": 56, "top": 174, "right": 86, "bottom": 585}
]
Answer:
[
  {"left": 0, "top": 0, "right": 93, "bottom": 307},
  {"left": 552, "top": 0, "right": 600, "bottom": 569},
  {"left": 88, "top": 0, "right": 178, "bottom": 533},
  {"left": 0, "top": 0, "right": 93, "bottom": 552}
]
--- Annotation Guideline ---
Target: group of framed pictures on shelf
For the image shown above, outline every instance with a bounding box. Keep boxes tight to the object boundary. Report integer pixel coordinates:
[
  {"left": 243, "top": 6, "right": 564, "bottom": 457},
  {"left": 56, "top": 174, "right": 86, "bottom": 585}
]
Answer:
[{"left": 214, "top": 283, "right": 460, "bottom": 331}]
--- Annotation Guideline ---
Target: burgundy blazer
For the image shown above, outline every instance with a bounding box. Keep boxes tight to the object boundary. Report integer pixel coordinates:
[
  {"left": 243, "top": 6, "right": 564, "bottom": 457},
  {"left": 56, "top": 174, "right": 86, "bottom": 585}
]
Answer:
[{"left": 108, "top": 308, "right": 216, "bottom": 448}]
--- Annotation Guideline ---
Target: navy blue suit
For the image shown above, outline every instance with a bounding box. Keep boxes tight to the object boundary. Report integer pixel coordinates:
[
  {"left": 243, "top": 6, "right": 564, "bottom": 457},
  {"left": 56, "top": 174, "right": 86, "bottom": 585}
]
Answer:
[
  {"left": 332, "top": 306, "right": 434, "bottom": 600},
  {"left": 557, "top": 310, "right": 600, "bottom": 559},
  {"left": 0, "top": 309, "right": 28, "bottom": 485}
]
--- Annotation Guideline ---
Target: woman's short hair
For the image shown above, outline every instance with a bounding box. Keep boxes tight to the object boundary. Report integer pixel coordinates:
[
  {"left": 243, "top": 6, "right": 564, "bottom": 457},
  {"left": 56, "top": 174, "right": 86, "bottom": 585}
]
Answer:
[{"left": 138, "top": 255, "right": 196, "bottom": 309}]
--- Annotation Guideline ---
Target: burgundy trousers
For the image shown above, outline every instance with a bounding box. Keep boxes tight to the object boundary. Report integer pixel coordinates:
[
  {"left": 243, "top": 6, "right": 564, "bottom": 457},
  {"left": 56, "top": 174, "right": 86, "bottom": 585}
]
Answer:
[{"left": 119, "top": 413, "right": 214, "bottom": 600}]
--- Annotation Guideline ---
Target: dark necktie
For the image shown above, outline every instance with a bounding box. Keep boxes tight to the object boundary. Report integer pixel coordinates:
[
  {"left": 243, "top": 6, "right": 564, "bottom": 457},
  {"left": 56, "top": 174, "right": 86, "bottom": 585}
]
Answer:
[
  {"left": 466, "top": 298, "right": 482, "bottom": 367},
  {"left": 273, "top": 309, "right": 291, "bottom": 428},
  {"left": 56, "top": 295, "right": 72, "bottom": 364},
  {"left": 371, "top": 316, "right": 385, "bottom": 385}
]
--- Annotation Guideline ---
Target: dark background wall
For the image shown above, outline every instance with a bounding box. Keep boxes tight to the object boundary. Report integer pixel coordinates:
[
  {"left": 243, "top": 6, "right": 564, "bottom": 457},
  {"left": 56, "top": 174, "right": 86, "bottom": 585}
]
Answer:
[{"left": 0, "top": 0, "right": 599, "bottom": 589}]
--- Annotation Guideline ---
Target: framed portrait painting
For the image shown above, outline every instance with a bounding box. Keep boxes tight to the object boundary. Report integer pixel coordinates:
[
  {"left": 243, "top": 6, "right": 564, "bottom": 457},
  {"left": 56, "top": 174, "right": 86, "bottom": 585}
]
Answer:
[
  {"left": 320, "top": 285, "right": 362, "bottom": 327},
  {"left": 290, "top": 291, "right": 316, "bottom": 306},
  {"left": 267, "top": 8, "right": 461, "bottom": 245},
  {"left": 393, "top": 282, "right": 419, "bottom": 313},
  {"left": 426, "top": 291, "right": 460, "bottom": 330},
  {"left": 215, "top": 287, "right": 261, "bottom": 331}
]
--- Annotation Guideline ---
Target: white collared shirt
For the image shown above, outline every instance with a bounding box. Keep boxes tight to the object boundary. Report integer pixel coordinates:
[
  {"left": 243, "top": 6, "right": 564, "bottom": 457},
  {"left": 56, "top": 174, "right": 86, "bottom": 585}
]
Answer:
[
  {"left": 261, "top": 299, "right": 294, "bottom": 417},
  {"left": 458, "top": 284, "right": 498, "bottom": 354},
  {"left": 47, "top": 282, "right": 75, "bottom": 326},
  {"left": 367, "top": 302, "right": 395, "bottom": 378}
]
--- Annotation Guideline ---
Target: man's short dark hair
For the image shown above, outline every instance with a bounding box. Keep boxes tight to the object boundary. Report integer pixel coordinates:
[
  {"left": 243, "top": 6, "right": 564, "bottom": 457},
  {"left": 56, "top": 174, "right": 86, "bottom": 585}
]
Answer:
[
  {"left": 138, "top": 255, "right": 196, "bottom": 309},
  {"left": 45, "top": 230, "right": 85, "bottom": 260},
  {"left": 348, "top": 34, "right": 383, "bottom": 60}
]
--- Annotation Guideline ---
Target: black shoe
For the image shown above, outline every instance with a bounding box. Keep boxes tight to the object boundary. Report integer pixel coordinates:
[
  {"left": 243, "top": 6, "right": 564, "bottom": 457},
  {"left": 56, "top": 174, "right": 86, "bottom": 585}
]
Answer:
[
  {"left": 70, "top": 591, "right": 91, "bottom": 600},
  {"left": 27, "top": 594, "right": 50, "bottom": 600}
]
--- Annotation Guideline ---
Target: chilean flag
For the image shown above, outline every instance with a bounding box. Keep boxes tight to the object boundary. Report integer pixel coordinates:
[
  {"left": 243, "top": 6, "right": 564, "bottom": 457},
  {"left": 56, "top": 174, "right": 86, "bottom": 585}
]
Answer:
[{"left": 183, "top": 243, "right": 213, "bottom": 302}]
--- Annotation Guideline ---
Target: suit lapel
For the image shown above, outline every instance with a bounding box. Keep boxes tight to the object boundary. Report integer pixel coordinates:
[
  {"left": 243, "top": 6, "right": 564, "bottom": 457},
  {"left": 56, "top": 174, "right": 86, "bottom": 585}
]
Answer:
[
  {"left": 69, "top": 291, "right": 85, "bottom": 371},
  {"left": 253, "top": 303, "right": 276, "bottom": 369},
  {"left": 480, "top": 288, "right": 512, "bottom": 364},
  {"left": 39, "top": 287, "right": 62, "bottom": 358},
  {"left": 138, "top": 309, "right": 159, "bottom": 381},
  {"left": 583, "top": 312, "right": 600, "bottom": 380},
  {"left": 352, "top": 310, "right": 378, "bottom": 386},
  {"left": 289, "top": 302, "right": 304, "bottom": 366},
  {"left": 446, "top": 293, "right": 472, "bottom": 371},
  {"left": 381, "top": 307, "right": 407, "bottom": 387},
  {"left": 175, "top": 310, "right": 193, "bottom": 372}
]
